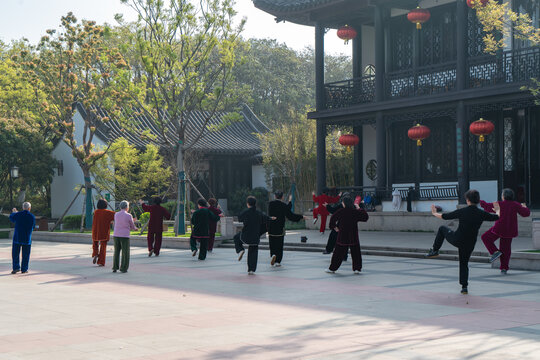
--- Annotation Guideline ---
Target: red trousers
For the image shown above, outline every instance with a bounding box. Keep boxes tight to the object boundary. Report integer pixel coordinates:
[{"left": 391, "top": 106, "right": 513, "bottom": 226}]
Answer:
[
  {"left": 313, "top": 206, "right": 328, "bottom": 233},
  {"left": 92, "top": 240, "right": 108, "bottom": 266},
  {"left": 481, "top": 230, "right": 513, "bottom": 270},
  {"left": 208, "top": 232, "right": 216, "bottom": 251},
  {"left": 148, "top": 232, "right": 163, "bottom": 255}
]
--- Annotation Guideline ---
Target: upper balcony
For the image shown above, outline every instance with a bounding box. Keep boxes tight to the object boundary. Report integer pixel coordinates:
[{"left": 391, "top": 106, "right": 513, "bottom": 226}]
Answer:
[{"left": 324, "top": 46, "right": 540, "bottom": 110}]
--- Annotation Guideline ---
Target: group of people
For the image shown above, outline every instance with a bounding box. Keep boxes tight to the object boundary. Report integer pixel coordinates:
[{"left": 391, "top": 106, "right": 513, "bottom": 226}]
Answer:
[{"left": 7, "top": 187, "right": 530, "bottom": 294}]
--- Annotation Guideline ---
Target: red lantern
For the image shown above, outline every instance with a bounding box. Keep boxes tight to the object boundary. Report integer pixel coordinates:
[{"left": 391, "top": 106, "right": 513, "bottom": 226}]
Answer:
[
  {"left": 408, "top": 124, "right": 431, "bottom": 146},
  {"left": 339, "top": 134, "right": 359, "bottom": 152},
  {"left": 337, "top": 25, "right": 357, "bottom": 44},
  {"left": 467, "top": 0, "right": 489, "bottom": 8},
  {"left": 407, "top": 7, "right": 431, "bottom": 30},
  {"left": 469, "top": 118, "right": 494, "bottom": 142}
]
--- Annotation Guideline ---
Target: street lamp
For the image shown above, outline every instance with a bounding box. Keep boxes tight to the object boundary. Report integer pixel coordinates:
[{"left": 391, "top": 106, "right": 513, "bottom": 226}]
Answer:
[{"left": 9, "top": 166, "right": 19, "bottom": 209}]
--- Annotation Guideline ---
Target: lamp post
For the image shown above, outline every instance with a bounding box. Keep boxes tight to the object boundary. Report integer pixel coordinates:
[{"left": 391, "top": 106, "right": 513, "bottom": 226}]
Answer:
[{"left": 9, "top": 166, "right": 19, "bottom": 209}]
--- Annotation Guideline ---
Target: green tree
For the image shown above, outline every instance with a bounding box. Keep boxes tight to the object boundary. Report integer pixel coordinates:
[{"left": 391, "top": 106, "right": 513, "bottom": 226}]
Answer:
[
  {"left": 18, "top": 13, "right": 135, "bottom": 228},
  {"left": 92, "top": 137, "right": 172, "bottom": 207},
  {"left": 121, "top": 0, "right": 245, "bottom": 234}
]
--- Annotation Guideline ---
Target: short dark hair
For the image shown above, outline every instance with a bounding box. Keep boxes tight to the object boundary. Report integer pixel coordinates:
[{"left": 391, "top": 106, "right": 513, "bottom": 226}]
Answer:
[
  {"left": 153, "top": 197, "right": 162, "bottom": 205},
  {"left": 246, "top": 196, "right": 257, "bottom": 207},
  {"left": 501, "top": 188, "right": 515, "bottom": 201},
  {"left": 208, "top": 198, "right": 217, "bottom": 207},
  {"left": 342, "top": 196, "right": 354, "bottom": 209},
  {"left": 274, "top": 191, "right": 284, "bottom": 199},
  {"left": 197, "top": 198, "right": 207, "bottom": 207},
  {"left": 465, "top": 189, "right": 480, "bottom": 204},
  {"left": 322, "top": 187, "right": 329, "bottom": 195},
  {"left": 97, "top": 199, "right": 108, "bottom": 210}
]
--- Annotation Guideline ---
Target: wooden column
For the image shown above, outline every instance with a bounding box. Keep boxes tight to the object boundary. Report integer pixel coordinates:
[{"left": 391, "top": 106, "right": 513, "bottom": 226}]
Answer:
[
  {"left": 374, "top": 5, "right": 387, "bottom": 189},
  {"left": 352, "top": 25, "right": 362, "bottom": 79},
  {"left": 316, "top": 120, "right": 327, "bottom": 194},
  {"left": 353, "top": 125, "right": 363, "bottom": 187},
  {"left": 456, "top": 0, "right": 469, "bottom": 204},
  {"left": 315, "top": 23, "right": 325, "bottom": 111}
]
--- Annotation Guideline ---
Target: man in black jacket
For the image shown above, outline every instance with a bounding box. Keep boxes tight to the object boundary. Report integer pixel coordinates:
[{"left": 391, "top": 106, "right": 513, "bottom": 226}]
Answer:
[
  {"left": 267, "top": 191, "right": 304, "bottom": 267},
  {"left": 234, "top": 196, "right": 275, "bottom": 274},
  {"left": 190, "top": 199, "right": 221, "bottom": 260},
  {"left": 425, "top": 189, "right": 499, "bottom": 295}
]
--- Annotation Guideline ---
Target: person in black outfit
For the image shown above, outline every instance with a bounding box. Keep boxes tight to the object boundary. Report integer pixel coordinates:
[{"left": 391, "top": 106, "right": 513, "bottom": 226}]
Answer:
[
  {"left": 323, "top": 192, "right": 350, "bottom": 258},
  {"left": 190, "top": 198, "right": 221, "bottom": 260},
  {"left": 267, "top": 191, "right": 304, "bottom": 267},
  {"left": 425, "top": 189, "right": 499, "bottom": 295},
  {"left": 234, "top": 196, "right": 276, "bottom": 274}
]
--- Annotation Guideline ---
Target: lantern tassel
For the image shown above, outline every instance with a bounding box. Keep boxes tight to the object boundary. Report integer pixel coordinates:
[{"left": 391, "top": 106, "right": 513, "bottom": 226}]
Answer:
[
  {"left": 479, "top": 135, "right": 485, "bottom": 142},
  {"left": 417, "top": 139, "right": 422, "bottom": 146},
  {"left": 416, "top": 22, "right": 421, "bottom": 30},
  {"left": 347, "top": 146, "right": 352, "bottom": 153}
]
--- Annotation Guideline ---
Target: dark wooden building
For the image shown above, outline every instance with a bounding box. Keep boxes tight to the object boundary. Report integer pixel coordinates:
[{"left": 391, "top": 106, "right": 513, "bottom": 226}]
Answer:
[{"left": 254, "top": 0, "right": 540, "bottom": 209}]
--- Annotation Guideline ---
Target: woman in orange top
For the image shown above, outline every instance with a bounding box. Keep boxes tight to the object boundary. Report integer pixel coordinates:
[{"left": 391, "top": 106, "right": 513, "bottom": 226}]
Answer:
[{"left": 92, "top": 199, "right": 115, "bottom": 266}]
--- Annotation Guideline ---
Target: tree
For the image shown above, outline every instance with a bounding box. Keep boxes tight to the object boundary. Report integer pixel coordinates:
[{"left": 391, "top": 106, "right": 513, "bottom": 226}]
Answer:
[
  {"left": 121, "top": 0, "right": 245, "bottom": 234},
  {"left": 18, "top": 13, "right": 135, "bottom": 228},
  {"left": 92, "top": 137, "right": 172, "bottom": 207},
  {"left": 471, "top": 0, "right": 540, "bottom": 102}
]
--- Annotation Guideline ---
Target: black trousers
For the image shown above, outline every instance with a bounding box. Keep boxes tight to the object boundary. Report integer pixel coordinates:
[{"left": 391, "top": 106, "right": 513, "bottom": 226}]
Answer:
[
  {"left": 325, "top": 230, "right": 348, "bottom": 260},
  {"left": 234, "top": 233, "right": 258, "bottom": 272},
  {"left": 433, "top": 226, "right": 475, "bottom": 287},
  {"left": 269, "top": 235, "right": 284, "bottom": 263},
  {"left": 329, "top": 244, "right": 362, "bottom": 271},
  {"left": 190, "top": 236, "right": 208, "bottom": 260}
]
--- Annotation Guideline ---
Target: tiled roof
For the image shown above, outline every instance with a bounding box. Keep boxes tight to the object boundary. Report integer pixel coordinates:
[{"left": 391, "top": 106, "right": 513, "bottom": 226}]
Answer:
[
  {"left": 81, "top": 103, "right": 268, "bottom": 156},
  {"left": 252, "top": 0, "right": 337, "bottom": 12}
]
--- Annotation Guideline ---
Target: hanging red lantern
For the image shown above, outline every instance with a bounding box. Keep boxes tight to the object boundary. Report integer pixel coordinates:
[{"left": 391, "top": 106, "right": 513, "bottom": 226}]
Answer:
[
  {"left": 408, "top": 124, "right": 431, "bottom": 146},
  {"left": 469, "top": 118, "right": 494, "bottom": 142},
  {"left": 337, "top": 25, "right": 357, "bottom": 44},
  {"left": 467, "top": 0, "right": 489, "bottom": 8},
  {"left": 407, "top": 7, "right": 431, "bottom": 30},
  {"left": 338, "top": 134, "right": 359, "bottom": 152}
]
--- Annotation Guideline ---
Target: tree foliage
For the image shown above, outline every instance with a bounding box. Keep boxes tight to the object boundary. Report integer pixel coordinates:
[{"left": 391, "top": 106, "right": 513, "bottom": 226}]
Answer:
[{"left": 92, "top": 137, "right": 172, "bottom": 206}]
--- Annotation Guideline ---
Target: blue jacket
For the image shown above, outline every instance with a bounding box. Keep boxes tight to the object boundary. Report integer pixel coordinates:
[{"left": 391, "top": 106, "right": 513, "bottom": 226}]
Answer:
[{"left": 9, "top": 210, "right": 35, "bottom": 245}]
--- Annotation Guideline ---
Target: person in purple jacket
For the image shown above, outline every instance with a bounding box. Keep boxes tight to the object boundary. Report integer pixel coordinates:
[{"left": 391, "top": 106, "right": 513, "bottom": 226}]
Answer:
[
  {"left": 9, "top": 202, "right": 35, "bottom": 274},
  {"left": 113, "top": 201, "right": 137, "bottom": 273},
  {"left": 480, "top": 188, "right": 530, "bottom": 274}
]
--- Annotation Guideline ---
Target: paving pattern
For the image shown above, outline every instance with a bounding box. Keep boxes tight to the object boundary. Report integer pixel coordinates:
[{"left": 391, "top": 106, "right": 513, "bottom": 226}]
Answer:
[{"left": 1, "top": 239, "right": 539, "bottom": 359}]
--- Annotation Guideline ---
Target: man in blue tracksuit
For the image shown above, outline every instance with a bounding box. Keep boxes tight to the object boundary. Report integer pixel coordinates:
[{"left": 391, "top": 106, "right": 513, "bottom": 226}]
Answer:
[{"left": 9, "top": 202, "right": 35, "bottom": 274}]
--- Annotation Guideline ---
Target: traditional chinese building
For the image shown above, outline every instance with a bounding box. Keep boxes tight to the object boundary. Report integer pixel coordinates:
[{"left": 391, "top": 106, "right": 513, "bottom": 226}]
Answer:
[{"left": 254, "top": 0, "right": 540, "bottom": 210}]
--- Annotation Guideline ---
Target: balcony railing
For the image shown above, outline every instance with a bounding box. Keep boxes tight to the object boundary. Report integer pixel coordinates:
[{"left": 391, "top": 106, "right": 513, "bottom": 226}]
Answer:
[
  {"left": 385, "top": 61, "right": 457, "bottom": 100},
  {"left": 468, "top": 46, "right": 540, "bottom": 88},
  {"left": 324, "top": 75, "right": 375, "bottom": 109},
  {"left": 322, "top": 46, "right": 539, "bottom": 110}
]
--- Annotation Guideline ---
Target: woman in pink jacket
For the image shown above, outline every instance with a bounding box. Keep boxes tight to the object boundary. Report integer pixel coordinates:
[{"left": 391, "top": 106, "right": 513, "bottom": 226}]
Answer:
[{"left": 480, "top": 188, "right": 530, "bottom": 274}]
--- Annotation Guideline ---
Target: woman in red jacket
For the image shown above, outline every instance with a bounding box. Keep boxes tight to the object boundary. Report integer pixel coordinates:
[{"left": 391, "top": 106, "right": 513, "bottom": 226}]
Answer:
[
  {"left": 141, "top": 197, "right": 171, "bottom": 257},
  {"left": 312, "top": 188, "right": 341, "bottom": 234},
  {"left": 480, "top": 188, "right": 530, "bottom": 274}
]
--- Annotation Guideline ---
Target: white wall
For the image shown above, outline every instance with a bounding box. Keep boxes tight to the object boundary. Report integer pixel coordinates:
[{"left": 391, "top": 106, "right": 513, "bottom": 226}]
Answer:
[
  {"left": 251, "top": 164, "right": 267, "bottom": 189},
  {"left": 362, "top": 124, "right": 377, "bottom": 187},
  {"left": 470, "top": 180, "right": 498, "bottom": 202},
  {"left": 361, "top": 25, "right": 375, "bottom": 72},
  {"left": 50, "top": 111, "right": 110, "bottom": 218}
]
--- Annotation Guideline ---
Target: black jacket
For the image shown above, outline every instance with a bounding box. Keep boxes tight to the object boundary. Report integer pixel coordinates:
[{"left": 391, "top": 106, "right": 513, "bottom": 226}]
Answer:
[
  {"left": 238, "top": 207, "right": 271, "bottom": 245},
  {"left": 442, "top": 205, "right": 499, "bottom": 248},
  {"left": 191, "top": 208, "right": 220, "bottom": 237},
  {"left": 267, "top": 200, "right": 303, "bottom": 236}
]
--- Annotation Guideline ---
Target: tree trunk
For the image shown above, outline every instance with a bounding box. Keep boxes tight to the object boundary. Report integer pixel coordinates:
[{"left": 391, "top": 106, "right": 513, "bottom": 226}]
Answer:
[
  {"left": 174, "top": 141, "right": 186, "bottom": 235},
  {"left": 83, "top": 169, "right": 93, "bottom": 230}
]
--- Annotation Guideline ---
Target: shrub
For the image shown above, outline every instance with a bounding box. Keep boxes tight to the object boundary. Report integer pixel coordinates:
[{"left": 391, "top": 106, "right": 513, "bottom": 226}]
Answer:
[
  {"left": 228, "top": 187, "right": 269, "bottom": 216},
  {"left": 139, "top": 212, "right": 150, "bottom": 226},
  {"left": 62, "top": 215, "right": 83, "bottom": 230},
  {"left": 0, "top": 214, "right": 11, "bottom": 228}
]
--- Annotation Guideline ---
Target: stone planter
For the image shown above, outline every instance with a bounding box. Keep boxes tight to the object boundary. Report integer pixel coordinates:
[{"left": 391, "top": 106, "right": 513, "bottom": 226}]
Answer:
[{"left": 533, "top": 218, "right": 540, "bottom": 250}]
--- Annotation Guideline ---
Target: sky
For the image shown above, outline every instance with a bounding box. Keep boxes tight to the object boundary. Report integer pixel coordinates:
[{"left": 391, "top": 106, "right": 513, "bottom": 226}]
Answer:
[{"left": 0, "top": 0, "right": 351, "bottom": 56}]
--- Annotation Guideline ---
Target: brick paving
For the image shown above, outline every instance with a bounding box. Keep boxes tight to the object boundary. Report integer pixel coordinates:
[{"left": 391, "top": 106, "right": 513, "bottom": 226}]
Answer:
[{"left": 0, "top": 239, "right": 539, "bottom": 359}]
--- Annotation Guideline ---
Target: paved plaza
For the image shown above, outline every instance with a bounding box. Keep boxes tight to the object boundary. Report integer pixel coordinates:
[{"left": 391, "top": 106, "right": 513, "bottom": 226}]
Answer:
[{"left": 1, "top": 239, "right": 540, "bottom": 359}]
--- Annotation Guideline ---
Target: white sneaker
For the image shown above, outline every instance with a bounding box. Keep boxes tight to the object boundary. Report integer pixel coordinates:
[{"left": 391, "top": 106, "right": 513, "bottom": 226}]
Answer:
[
  {"left": 313, "top": 218, "right": 318, "bottom": 224},
  {"left": 274, "top": 263, "right": 281, "bottom": 267},
  {"left": 354, "top": 270, "right": 361, "bottom": 274},
  {"left": 192, "top": 249, "right": 197, "bottom": 257},
  {"left": 325, "top": 269, "right": 335, "bottom": 274},
  {"left": 237, "top": 250, "right": 245, "bottom": 261},
  {"left": 270, "top": 255, "right": 277, "bottom": 266},
  {"left": 248, "top": 271, "right": 255, "bottom": 275}
]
